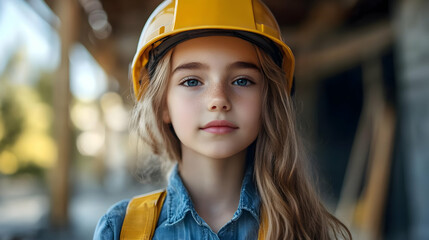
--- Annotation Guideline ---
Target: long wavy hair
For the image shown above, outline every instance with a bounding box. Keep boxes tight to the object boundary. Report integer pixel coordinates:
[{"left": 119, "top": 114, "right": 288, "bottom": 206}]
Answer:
[{"left": 131, "top": 45, "right": 352, "bottom": 239}]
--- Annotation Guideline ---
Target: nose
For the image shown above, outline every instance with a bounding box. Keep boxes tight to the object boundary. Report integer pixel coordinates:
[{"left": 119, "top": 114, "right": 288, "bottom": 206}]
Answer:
[{"left": 207, "top": 84, "right": 231, "bottom": 112}]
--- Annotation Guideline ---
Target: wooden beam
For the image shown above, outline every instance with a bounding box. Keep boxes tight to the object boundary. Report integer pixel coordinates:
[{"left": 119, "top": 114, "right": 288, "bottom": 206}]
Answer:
[
  {"left": 295, "top": 21, "right": 393, "bottom": 85},
  {"left": 51, "top": 0, "right": 79, "bottom": 228}
]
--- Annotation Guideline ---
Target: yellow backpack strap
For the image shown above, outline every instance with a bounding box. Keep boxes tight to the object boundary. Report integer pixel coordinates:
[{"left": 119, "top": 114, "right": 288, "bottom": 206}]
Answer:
[
  {"left": 120, "top": 189, "right": 167, "bottom": 240},
  {"left": 257, "top": 208, "right": 268, "bottom": 240},
  {"left": 120, "top": 188, "right": 267, "bottom": 239}
]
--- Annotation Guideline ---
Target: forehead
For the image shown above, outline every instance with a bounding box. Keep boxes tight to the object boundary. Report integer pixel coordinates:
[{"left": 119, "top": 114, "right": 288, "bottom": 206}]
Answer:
[{"left": 171, "top": 36, "right": 259, "bottom": 66}]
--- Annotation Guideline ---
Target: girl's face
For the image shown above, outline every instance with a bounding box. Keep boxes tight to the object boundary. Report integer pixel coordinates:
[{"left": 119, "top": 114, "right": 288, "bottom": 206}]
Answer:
[{"left": 164, "top": 36, "right": 263, "bottom": 160}]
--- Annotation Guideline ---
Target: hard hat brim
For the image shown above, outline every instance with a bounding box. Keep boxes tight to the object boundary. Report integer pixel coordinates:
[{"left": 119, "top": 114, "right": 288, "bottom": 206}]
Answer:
[{"left": 132, "top": 26, "right": 294, "bottom": 99}]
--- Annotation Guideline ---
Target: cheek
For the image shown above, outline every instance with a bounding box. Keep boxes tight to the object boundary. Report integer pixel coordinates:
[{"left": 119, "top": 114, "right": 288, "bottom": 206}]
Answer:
[
  {"left": 167, "top": 91, "right": 200, "bottom": 129},
  {"left": 236, "top": 92, "right": 263, "bottom": 129}
]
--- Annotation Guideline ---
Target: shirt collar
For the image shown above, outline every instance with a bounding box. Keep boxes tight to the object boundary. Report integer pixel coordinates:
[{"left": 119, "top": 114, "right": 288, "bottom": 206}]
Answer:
[{"left": 165, "top": 163, "right": 260, "bottom": 226}]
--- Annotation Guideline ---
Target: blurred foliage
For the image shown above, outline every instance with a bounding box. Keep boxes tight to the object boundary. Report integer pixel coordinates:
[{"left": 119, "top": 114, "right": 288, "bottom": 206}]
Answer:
[
  {"left": 0, "top": 83, "right": 24, "bottom": 152},
  {"left": 0, "top": 48, "right": 56, "bottom": 177}
]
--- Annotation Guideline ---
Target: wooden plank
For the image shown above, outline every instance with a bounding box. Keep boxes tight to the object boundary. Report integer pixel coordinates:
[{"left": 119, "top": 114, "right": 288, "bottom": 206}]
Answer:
[
  {"left": 295, "top": 21, "right": 393, "bottom": 84},
  {"left": 50, "top": 0, "right": 79, "bottom": 228}
]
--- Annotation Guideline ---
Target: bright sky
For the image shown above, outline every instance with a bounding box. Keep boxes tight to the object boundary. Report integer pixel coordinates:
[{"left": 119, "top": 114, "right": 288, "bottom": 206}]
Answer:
[
  {"left": 0, "top": 0, "right": 58, "bottom": 75},
  {"left": 70, "top": 44, "right": 108, "bottom": 100},
  {"left": 0, "top": 0, "right": 107, "bottom": 100}
]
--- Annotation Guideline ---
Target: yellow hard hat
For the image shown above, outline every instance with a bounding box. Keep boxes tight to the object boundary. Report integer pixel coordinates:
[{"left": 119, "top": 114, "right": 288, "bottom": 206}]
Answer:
[{"left": 132, "top": 0, "right": 295, "bottom": 99}]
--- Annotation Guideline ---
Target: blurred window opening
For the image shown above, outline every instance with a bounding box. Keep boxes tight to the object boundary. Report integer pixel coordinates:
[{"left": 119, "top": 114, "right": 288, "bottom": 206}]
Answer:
[
  {"left": 70, "top": 43, "right": 108, "bottom": 101},
  {"left": 0, "top": 0, "right": 59, "bottom": 78}
]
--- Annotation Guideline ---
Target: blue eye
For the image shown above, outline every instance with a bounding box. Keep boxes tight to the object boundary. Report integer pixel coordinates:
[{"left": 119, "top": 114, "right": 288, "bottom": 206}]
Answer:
[
  {"left": 233, "top": 78, "right": 252, "bottom": 86},
  {"left": 182, "top": 79, "right": 201, "bottom": 87}
]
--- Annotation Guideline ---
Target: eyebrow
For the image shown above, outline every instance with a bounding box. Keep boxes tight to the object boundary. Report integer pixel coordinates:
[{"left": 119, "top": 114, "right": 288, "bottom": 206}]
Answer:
[
  {"left": 228, "top": 61, "right": 260, "bottom": 71},
  {"left": 172, "top": 62, "right": 208, "bottom": 74},
  {"left": 172, "top": 61, "right": 260, "bottom": 74}
]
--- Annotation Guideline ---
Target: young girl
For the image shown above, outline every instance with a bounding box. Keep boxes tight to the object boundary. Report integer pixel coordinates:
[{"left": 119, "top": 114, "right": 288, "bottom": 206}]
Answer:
[{"left": 94, "top": 0, "right": 352, "bottom": 239}]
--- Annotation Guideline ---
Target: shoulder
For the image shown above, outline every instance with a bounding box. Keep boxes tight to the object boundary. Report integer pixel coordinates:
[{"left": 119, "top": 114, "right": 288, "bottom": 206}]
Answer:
[{"left": 93, "top": 199, "right": 130, "bottom": 240}]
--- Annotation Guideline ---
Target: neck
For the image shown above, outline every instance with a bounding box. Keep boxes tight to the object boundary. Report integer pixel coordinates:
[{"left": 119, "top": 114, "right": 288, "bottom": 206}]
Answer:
[{"left": 178, "top": 147, "right": 247, "bottom": 232}]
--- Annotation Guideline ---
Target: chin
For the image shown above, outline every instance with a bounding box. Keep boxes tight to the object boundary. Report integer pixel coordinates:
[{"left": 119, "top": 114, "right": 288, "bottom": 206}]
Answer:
[
  {"left": 201, "top": 146, "right": 248, "bottom": 160},
  {"left": 205, "top": 153, "right": 236, "bottom": 160}
]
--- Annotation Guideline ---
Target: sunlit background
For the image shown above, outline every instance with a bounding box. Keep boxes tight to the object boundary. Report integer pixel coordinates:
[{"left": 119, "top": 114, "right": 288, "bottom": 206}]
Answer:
[{"left": 0, "top": 0, "right": 428, "bottom": 239}]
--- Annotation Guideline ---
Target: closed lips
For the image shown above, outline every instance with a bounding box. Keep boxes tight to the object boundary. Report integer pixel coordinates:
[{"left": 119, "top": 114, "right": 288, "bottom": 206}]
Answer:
[
  {"left": 201, "top": 120, "right": 238, "bottom": 134},
  {"left": 201, "top": 120, "right": 238, "bottom": 129}
]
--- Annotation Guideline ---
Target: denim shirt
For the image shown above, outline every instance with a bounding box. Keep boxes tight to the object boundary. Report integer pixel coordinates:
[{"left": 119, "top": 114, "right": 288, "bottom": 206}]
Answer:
[{"left": 93, "top": 164, "right": 261, "bottom": 240}]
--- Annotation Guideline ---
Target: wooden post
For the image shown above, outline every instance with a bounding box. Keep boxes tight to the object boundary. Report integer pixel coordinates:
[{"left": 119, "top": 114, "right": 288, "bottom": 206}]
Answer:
[
  {"left": 396, "top": 0, "right": 429, "bottom": 238},
  {"left": 51, "top": 0, "right": 79, "bottom": 228},
  {"left": 336, "top": 57, "right": 396, "bottom": 239}
]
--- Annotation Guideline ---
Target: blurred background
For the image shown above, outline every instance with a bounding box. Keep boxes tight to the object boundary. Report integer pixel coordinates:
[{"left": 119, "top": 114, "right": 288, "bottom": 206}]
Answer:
[{"left": 0, "top": 0, "right": 427, "bottom": 239}]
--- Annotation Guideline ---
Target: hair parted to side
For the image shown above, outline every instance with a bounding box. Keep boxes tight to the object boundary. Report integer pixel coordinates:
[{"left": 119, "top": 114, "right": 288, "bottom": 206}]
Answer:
[{"left": 130, "top": 45, "right": 352, "bottom": 239}]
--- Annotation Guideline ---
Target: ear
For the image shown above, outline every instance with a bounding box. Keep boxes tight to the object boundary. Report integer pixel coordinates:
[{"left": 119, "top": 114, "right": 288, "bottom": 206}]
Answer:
[{"left": 162, "top": 106, "right": 171, "bottom": 123}]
